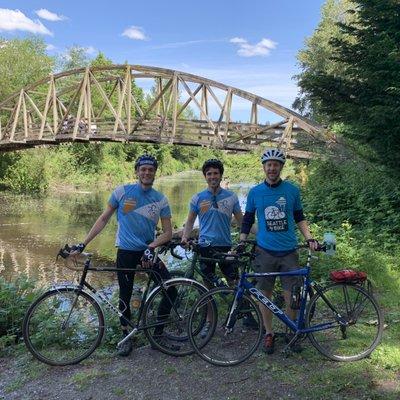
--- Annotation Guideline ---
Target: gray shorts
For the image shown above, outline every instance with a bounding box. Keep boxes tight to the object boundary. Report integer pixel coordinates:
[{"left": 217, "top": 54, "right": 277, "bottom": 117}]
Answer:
[{"left": 252, "top": 246, "right": 300, "bottom": 292}]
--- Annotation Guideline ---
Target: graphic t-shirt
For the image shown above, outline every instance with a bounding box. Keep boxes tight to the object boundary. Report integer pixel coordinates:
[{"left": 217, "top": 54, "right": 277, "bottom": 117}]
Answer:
[
  {"left": 190, "top": 188, "right": 241, "bottom": 246},
  {"left": 245, "top": 181, "right": 302, "bottom": 251},
  {"left": 108, "top": 183, "right": 171, "bottom": 251}
]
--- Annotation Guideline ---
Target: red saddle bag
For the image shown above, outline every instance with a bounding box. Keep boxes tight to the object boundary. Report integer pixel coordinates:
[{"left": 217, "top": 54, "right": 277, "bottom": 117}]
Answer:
[{"left": 330, "top": 269, "right": 367, "bottom": 283}]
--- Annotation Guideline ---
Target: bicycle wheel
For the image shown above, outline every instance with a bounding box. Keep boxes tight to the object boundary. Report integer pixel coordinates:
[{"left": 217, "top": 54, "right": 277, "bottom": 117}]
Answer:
[
  {"left": 189, "top": 287, "right": 263, "bottom": 366},
  {"left": 23, "top": 287, "right": 105, "bottom": 366},
  {"left": 306, "top": 283, "right": 383, "bottom": 361},
  {"left": 143, "top": 278, "right": 207, "bottom": 356}
]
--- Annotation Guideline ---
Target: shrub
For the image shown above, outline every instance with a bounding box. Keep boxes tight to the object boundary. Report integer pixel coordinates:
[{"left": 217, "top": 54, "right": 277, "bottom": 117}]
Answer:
[
  {"left": 2, "top": 150, "right": 48, "bottom": 194},
  {"left": 0, "top": 277, "right": 42, "bottom": 350}
]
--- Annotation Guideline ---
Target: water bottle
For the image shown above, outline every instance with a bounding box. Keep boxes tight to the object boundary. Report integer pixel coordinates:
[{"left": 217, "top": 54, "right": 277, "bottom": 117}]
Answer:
[
  {"left": 323, "top": 232, "right": 336, "bottom": 256},
  {"left": 131, "top": 286, "right": 143, "bottom": 309}
]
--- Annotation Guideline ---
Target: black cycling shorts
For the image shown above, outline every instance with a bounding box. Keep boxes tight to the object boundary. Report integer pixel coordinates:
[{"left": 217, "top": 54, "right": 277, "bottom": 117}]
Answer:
[
  {"left": 199, "top": 246, "right": 238, "bottom": 282},
  {"left": 116, "top": 248, "right": 171, "bottom": 326}
]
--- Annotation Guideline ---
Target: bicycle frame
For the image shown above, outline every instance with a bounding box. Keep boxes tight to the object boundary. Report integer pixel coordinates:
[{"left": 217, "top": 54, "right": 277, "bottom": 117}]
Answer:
[
  {"left": 61, "top": 256, "right": 189, "bottom": 346},
  {"left": 232, "top": 250, "right": 348, "bottom": 335}
]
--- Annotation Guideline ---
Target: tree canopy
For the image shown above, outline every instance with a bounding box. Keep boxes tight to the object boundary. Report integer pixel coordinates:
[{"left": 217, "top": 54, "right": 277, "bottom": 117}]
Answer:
[
  {"left": 295, "top": 0, "right": 400, "bottom": 171},
  {"left": 0, "top": 37, "right": 54, "bottom": 101}
]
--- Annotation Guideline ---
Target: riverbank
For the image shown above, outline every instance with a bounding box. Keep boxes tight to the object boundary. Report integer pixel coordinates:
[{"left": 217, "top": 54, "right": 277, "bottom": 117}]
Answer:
[
  {"left": 0, "top": 143, "right": 268, "bottom": 195},
  {"left": 1, "top": 335, "right": 399, "bottom": 400}
]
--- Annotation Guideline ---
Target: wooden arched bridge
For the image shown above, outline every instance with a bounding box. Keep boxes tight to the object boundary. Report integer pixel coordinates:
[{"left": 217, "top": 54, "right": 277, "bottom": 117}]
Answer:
[{"left": 0, "top": 65, "right": 331, "bottom": 158}]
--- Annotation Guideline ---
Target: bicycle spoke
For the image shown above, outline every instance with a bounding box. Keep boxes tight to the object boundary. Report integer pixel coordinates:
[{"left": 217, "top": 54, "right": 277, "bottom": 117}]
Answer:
[
  {"left": 23, "top": 288, "right": 104, "bottom": 366},
  {"left": 306, "top": 283, "right": 383, "bottom": 361},
  {"left": 189, "top": 288, "right": 263, "bottom": 366},
  {"left": 143, "top": 279, "right": 207, "bottom": 356}
]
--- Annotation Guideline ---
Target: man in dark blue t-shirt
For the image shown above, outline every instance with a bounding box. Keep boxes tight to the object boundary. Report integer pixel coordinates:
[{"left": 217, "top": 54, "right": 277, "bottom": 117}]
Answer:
[{"left": 239, "top": 148, "right": 318, "bottom": 355}]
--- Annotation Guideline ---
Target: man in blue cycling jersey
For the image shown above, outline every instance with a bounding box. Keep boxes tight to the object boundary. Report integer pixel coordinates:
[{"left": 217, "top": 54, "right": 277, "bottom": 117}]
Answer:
[
  {"left": 73, "top": 154, "right": 173, "bottom": 356},
  {"left": 181, "top": 159, "right": 243, "bottom": 336},
  {"left": 239, "top": 148, "right": 318, "bottom": 355}
]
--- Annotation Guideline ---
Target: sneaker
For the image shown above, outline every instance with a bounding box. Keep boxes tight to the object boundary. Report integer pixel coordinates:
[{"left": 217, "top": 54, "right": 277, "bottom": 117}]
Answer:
[
  {"left": 117, "top": 337, "right": 133, "bottom": 357},
  {"left": 262, "top": 333, "right": 275, "bottom": 355},
  {"left": 242, "top": 313, "right": 259, "bottom": 330},
  {"left": 199, "top": 321, "right": 211, "bottom": 339}
]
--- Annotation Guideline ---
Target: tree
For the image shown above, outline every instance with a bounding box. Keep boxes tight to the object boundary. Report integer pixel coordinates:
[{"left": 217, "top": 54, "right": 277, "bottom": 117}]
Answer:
[
  {"left": 58, "top": 45, "right": 90, "bottom": 71},
  {"left": 0, "top": 37, "right": 54, "bottom": 100},
  {"left": 295, "top": 0, "right": 400, "bottom": 171},
  {"left": 293, "top": 0, "right": 356, "bottom": 119}
]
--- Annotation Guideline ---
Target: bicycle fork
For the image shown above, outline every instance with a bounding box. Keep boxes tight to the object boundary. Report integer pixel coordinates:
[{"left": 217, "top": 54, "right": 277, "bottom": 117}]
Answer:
[{"left": 224, "top": 293, "right": 241, "bottom": 334}]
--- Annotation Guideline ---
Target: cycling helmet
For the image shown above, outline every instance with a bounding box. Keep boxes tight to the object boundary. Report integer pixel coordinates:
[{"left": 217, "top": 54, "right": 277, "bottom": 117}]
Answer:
[
  {"left": 134, "top": 154, "right": 158, "bottom": 170},
  {"left": 261, "top": 148, "right": 286, "bottom": 164},
  {"left": 202, "top": 159, "right": 224, "bottom": 175}
]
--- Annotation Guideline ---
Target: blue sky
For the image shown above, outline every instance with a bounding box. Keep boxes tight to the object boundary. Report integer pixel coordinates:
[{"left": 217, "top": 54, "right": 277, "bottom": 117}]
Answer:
[{"left": 0, "top": 1, "right": 325, "bottom": 112}]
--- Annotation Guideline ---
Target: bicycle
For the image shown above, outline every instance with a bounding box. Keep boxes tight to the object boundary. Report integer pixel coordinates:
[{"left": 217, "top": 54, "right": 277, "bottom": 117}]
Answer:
[
  {"left": 164, "top": 238, "right": 238, "bottom": 287},
  {"left": 188, "top": 243, "right": 384, "bottom": 366},
  {"left": 23, "top": 245, "right": 207, "bottom": 366},
  {"left": 165, "top": 238, "right": 287, "bottom": 319}
]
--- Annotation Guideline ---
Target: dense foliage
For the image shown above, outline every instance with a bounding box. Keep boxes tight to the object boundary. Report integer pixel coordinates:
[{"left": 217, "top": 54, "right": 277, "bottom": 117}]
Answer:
[
  {"left": 295, "top": 0, "right": 400, "bottom": 171},
  {"left": 0, "top": 277, "right": 41, "bottom": 349}
]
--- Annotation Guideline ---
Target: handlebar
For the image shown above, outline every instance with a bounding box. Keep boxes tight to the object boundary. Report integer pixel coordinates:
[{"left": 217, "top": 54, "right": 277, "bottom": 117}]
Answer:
[
  {"left": 57, "top": 244, "right": 92, "bottom": 260},
  {"left": 297, "top": 242, "right": 327, "bottom": 252}
]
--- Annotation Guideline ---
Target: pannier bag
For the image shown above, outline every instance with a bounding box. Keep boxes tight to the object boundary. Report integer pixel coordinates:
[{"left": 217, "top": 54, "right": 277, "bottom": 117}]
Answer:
[{"left": 330, "top": 269, "right": 367, "bottom": 284}]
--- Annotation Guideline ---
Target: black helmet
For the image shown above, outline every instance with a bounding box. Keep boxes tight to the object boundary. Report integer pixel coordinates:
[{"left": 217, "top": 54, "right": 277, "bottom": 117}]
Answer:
[
  {"left": 202, "top": 159, "right": 224, "bottom": 175},
  {"left": 134, "top": 154, "right": 158, "bottom": 170}
]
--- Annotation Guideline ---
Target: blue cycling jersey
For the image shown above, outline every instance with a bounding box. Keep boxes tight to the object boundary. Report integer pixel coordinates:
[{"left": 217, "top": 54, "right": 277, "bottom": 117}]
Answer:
[
  {"left": 109, "top": 183, "right": 171, "bottom": 251},
  {"left": 190, "top": 188, "right": 241, "bottom": 246},
  {"left": 245, "top": 180, "right": 303, "bottom": 251}
]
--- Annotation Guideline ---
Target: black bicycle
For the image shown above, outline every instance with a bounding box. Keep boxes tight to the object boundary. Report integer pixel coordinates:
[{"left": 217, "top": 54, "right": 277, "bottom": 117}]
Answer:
[{"left": 23, "top": 245, "right": 207, "bottom": 366}]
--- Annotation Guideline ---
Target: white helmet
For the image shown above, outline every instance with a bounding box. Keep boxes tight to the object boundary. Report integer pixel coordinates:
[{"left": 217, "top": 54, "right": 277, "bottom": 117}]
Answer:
[{"left": 261, "top": 147, "right": 286, "bottom": 164}]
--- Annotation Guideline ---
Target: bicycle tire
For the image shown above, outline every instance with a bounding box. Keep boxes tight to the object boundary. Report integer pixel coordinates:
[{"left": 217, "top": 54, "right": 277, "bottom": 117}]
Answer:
[
  {"left": 188, "top": 287, "right": 263, "bottom": 366},
  {"left": 306, "top": 283, "right": 383, "bottom": 361},
  {"left": 143, "top": 278, "right": 207, "bottom": 357},
  {"left": 23, "top": 287, "right": 105, "bottom": 366}
]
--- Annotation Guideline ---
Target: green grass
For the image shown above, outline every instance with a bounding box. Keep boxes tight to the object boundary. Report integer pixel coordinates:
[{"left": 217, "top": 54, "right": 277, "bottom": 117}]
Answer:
[{"left": 70, "top": 368, "right": 111, "bottom": 390}]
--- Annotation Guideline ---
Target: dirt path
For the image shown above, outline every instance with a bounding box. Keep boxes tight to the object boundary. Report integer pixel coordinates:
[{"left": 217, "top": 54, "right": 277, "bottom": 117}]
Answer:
[
  {"left": 0, "top": 340, "right": 397, "bottom": 400},
  {"left": 0, "top": 342, "right": 300, "bottom": 400}
]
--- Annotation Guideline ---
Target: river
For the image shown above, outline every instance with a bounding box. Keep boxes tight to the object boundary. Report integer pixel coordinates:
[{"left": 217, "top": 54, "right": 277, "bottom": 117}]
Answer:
[{"left": 0, "top": 172, "right": 253, "bottom": 287}]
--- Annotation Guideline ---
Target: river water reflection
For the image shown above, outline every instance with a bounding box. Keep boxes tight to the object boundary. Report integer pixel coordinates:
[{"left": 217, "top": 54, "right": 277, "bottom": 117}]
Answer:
[{"left": 0, "top": 172, "right": 254, "bottom": 287}]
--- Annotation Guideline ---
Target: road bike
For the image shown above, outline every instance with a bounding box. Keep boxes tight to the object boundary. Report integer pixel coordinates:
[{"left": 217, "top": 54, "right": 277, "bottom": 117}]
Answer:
[
  {"left": 188, "top": 244, "right": 383, "bottom": 366},
  {"left": 23, "top": 245, "right": 207, "bottom": 366}
]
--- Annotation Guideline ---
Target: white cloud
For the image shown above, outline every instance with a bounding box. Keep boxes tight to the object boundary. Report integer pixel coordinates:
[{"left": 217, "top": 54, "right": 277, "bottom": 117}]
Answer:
[
  {"left": 122, "top": 26, "right": 148, "bottom": 40},
  {"left": 35, "top": 9, "right": 66, "bottom": 22},
  {"left": 85, "top": 46, "right": 97, "bottom": 55},
  {"left": 230, "top": 37, "right": 246, "bottom": 44},
  {"left": 46, "top": 43, "right": 56, "bottom": 51},
  {"left": 0, "top": 8, "right": 52, "bottom": 35},
  {"left": 230, "top": 37, "right": 277, "bottom": 57}
]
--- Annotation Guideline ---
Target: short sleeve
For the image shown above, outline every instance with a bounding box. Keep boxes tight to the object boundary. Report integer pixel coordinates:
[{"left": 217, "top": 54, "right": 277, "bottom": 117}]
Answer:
[
  {"left": 160, "top": 196, "right": 171, "bottom": 218},
  {"left": 245, "top": 189, "right": 256, "bottom": 213},
  {"left": 108, "top": 185, "right": 124, "bottom": 209},
  {"left": 294, "top": 187, "right": 303, "bottom": 211},
  {"left": 189, "top": 194, "right": 199, "bottom": 214},
  {"left": 232, "top": 193, "right": 241, "bottom": 214}
]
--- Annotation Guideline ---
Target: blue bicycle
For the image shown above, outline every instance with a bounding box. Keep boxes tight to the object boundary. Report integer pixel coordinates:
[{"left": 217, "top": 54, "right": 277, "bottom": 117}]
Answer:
[{"left": 188, "top": 243, "right": 383, "bottom": 366}]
